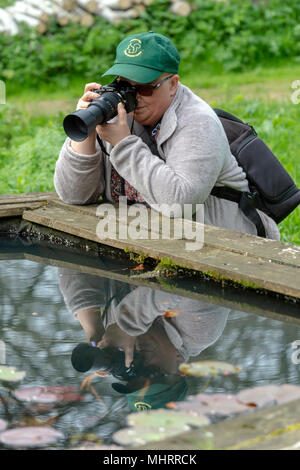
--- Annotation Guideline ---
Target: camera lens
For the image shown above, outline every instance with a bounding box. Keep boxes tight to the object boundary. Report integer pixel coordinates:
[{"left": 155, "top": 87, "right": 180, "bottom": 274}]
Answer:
[
  {"left": 63, "top": 82, "right": 136, "bottom": 142},
  {"left": 71, "top": 343, "right": 112, "bottom": 373}
]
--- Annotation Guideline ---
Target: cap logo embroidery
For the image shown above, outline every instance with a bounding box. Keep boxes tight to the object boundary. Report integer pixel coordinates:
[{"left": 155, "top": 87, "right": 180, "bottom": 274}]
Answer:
[
  {"left": 124, "top": 39, "right": 143, "bottom": 58},
  {"left": 134, "top": 402, "right": 152, "bottom": 411}
]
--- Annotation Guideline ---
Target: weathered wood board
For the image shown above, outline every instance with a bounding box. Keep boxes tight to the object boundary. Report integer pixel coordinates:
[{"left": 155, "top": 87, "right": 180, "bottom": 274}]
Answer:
[
  {"left": 0, "top": 192, "right": 58, "bottom": 218},
  {"left": 22, "top": 201, "right": 300, "bottom": 299},
  {"left": 135, "top": 398, "right": 300, "bottom": 450},
  {"left": 51, "top": 199, "right": 300, "bottom": 268}
]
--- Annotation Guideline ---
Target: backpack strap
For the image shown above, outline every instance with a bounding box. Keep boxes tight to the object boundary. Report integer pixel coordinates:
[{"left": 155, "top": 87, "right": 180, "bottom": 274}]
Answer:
[{"left": 211, "top": 187, "right": 267, "bottom": 238}]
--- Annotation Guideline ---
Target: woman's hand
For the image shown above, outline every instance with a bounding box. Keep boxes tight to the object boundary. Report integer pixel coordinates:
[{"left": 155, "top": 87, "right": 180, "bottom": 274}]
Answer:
[
  {"left": 76, "top": 82, "right": 102, "bottom": 110},
  {"left": 96, "top": 102, "right": 131, "bottom": 147},
  {"left": 71, "top": 82, "right": 102, "bottom": 154},
  {"left": 76, "top": 307, "right": 105, "bottom": 345},
  {"left": 97, "top": 323, "right": 136, "bottom": 368}
]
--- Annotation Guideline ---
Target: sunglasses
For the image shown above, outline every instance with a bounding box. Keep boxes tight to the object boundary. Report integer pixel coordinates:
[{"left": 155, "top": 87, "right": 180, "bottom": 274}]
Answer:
[{"left": 117, "top": 75, "right": 174, "bottom": 97}]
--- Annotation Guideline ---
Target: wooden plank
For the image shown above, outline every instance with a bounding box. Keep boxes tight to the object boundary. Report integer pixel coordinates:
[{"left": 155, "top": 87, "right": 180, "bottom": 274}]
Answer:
[
  {"left": 0, "top": 192, "right": 58, "bottom": 205},
  {"left": 0, "top": 192, "right": 59, "bottom": 218},
  {"left": 0, "top": 202, "right": 49, "bottom": 218},
  {"left": 22, "top": 203, "right": 300, "bottom": 298},
  {"left": 204, "top": 223, "right": 300, "bottom": 268},
  {"left": 51, "top": 199, "right": 300, "bottom": 269},
  {"left": 135, "top": 398, "right": 300, "bottom": 450}
]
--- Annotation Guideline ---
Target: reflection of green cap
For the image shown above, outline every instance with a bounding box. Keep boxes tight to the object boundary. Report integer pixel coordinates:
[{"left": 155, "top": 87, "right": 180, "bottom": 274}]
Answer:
[
  {"left": 112, "top": 378, "right": 188, "bottom": 412},
  {"left": 102, "top": 31, "right": 180, "bottom": 83}
]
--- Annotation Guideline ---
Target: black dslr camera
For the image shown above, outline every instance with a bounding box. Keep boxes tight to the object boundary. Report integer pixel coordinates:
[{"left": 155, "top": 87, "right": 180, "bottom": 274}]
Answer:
[
  {"left": 63, "top": 78, "right": 137, "bottom": 142},
  {"left": 71, "top": 343, "right": 145, "bottom": 381}
]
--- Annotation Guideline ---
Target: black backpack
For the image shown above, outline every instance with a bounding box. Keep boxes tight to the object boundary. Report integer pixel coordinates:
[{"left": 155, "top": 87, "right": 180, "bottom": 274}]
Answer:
[{"left": 211, "top": 108, "right": 300, "bottom": 237}]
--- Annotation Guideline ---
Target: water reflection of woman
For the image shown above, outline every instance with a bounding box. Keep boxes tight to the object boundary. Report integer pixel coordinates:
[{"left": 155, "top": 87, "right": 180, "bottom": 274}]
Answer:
[{"left": 59, "top": 268, "right": 230, "bottom": 410}]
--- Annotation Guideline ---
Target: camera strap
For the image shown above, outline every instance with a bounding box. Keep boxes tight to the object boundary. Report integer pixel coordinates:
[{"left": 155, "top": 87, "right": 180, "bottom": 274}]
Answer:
[
  {"left": 211, "top": 186, "right": 266, "bottom": 237},
  {"left": 97, "top": 135, "right": 110, "bottom": 157}
]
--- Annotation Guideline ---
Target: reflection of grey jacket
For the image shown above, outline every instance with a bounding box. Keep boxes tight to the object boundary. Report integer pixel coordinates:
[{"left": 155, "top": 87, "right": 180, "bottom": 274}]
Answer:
[
  {"left": 59, "top": 268, "right": 230, "bottom": 361},
  {"left": 54, "top": 83, "right": 279, "bottom": 239}
]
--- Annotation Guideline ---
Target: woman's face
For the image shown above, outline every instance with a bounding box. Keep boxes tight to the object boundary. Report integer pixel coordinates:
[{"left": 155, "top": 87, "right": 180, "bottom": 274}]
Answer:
[{"left": 121, "top": 74, "right": 179, "bottom": 128}]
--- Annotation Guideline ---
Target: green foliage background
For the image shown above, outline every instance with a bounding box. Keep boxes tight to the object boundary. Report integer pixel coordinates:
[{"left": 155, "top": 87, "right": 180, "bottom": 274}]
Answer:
[
  {"left": 1, "top": 0, "right": 300, "bottom": 88},
  {"left": 0, "top": 0, "right": 299, "bottom": 243}
]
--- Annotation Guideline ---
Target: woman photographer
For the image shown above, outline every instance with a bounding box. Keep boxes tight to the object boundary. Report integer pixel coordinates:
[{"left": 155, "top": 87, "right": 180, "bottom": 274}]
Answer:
[{"left": 54, "top": 31, "right": 279, "bottom": 239}]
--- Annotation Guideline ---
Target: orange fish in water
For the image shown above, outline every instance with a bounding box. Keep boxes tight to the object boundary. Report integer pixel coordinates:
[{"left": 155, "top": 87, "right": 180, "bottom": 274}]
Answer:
[
  {"left": 131, "top": 264, "right": 145, "bottom": 271},
  {"left": 163, "top": 310, "right": 183, "bottom": 318}
]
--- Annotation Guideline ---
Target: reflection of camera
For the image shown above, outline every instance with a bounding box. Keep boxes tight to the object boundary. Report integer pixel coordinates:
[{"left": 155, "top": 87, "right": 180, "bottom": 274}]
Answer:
[
  {"left": 71, "top": 343, "right": 145, "bottom": 381},
  {"left": 63, "top": 78, "right": 137, "bottom": 142}
]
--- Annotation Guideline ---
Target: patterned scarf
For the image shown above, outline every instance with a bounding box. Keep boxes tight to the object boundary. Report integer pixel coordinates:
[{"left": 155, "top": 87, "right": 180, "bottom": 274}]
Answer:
[{"left": 110, "top": 121, "right": 161, "bottom": 204}]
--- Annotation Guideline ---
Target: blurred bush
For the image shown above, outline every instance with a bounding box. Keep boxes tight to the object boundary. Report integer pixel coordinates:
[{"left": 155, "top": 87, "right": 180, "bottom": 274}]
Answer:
[{"left": 1, "top": 0, "right": 300, "bottom": 89}]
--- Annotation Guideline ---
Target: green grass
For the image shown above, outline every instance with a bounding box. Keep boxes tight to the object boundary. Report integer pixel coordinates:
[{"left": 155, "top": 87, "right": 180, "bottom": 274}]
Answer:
[{"left": 0, "top": 62, "right": 299, "bottom": 244}]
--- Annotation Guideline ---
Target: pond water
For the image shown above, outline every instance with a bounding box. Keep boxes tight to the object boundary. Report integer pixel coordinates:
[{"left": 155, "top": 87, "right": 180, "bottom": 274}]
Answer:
[{"left": 0, "top": 235, "right": 300, "bottom": 449}]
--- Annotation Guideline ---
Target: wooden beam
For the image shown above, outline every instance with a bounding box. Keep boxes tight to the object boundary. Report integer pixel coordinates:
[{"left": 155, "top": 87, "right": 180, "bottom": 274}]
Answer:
[
  {"left": 0, "top": 192, "right": 58, "bottom": 218},
  {"left": 50, "top": 199, "right": 300, "bottom": 269},
  {"left": 0, "top": 192, "right": 58, "bottom": 205}
]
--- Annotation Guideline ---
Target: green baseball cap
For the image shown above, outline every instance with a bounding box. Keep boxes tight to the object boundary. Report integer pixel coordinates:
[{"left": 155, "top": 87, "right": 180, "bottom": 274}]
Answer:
[
  {"left": 112, "top": 377, "right": 188, "bottom": 412},
  {"left": 102, "top": 31, "right": 180, "bottom": 83}
]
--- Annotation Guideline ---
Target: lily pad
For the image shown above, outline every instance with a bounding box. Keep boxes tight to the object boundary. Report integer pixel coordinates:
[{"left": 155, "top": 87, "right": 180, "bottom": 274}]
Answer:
[
  {"left": 0, "top": 366, "right": 26, "bottom": 383},
  {"left": 236, "top": 385, "right": 280, "bottom": 408},
  {"left": 128, "top": 408, "right": 209, "bottom": 428},
  {"left": 0, "top": 426, "right": 64, "bottom": 448},
  {"left": 0, "top": 419, "right": 7, "bottom": 432},
  {"left": 275, "top": 384, "right": 300, "bottom": 405},
  {"left": 175, "top": 393, "right": 250, "bottom": 417},
  {"left": 179, "top": 360, "right": 241, "bottom": 377},
  {"left": 113, "top": 409, "right": 209, "bottom": 446},
  {"left": 14, "top": 386, "right": 83, "bottom": 403}
]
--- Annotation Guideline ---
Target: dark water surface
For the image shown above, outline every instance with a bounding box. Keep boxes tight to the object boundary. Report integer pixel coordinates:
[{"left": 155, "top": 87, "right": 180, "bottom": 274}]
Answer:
[{"left": 0, "top": 236, "right": 300, "bottom": 449}]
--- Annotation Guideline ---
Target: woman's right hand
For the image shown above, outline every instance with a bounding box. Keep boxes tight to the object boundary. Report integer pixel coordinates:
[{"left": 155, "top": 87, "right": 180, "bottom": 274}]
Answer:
[
  {"left": 76, "top": 82, "right": 102, "bottom": 110},
  {"left": 71, "top": 82, "right": 102, "bottom": 154}
]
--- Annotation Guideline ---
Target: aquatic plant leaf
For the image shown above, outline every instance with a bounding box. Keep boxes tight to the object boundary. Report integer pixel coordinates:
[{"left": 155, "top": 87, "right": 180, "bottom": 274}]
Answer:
[
  {"left": 179, "top": 361, "right": 241, "bottom": 377},
  {"left": 0, "top": 419, "right": 7, "bottom": 432},
  {"left": 128, "top": 409, "right": 209, "bottom": 428},
  {"left": 42, "top": 386, "right": 83, "bottom": 402},
  {"left": 168, "top": 400, "right": 211, "bottom": 416},
  {"left": 114, "top": 409, "right": 209, "bottom": 446},
  {"left": 113, "top": 426, "right": 168, "bottom": 447},
  {"left": 176, "top": 393, "right": 251, "bottom": 416},
  {"left": 236, "top": 385, "right": 280, "bottom": 407},
  {"left": 14, "top": 386, "right": 83, "bottom": 403},
  {"left": 0, "top": 366, "right": 26, "bottom": 383},
  {"left": 275, "top": 384, "right": 300, "bottom": 405},
  {"left": 0, "top": 426, "right": 64, "bottom": 448},
  {"left": 175, "top": 385, "right": 300, "bottom": 418}
]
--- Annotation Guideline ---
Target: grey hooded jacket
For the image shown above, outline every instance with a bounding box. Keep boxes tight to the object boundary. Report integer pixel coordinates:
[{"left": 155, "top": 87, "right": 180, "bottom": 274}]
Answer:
[
  {"left": 54, "top": 83, "right": 280, "bottom": 239},
  {"left": 58, "top": 268, "right": 230, "bottom": 361}
]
